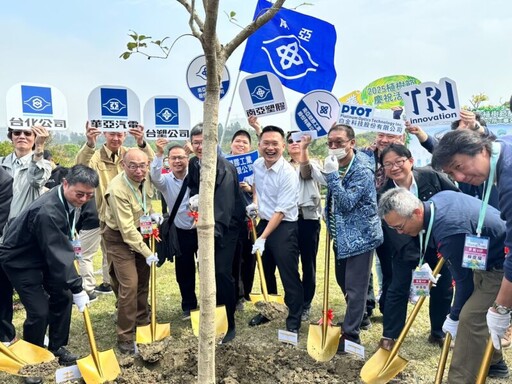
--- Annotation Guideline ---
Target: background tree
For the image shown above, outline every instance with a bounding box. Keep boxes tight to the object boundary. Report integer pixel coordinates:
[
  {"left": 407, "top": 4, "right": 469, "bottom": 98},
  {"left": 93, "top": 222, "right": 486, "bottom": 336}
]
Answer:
[{"left": 469, "top": 92, "right": 489, "bottom": 109}]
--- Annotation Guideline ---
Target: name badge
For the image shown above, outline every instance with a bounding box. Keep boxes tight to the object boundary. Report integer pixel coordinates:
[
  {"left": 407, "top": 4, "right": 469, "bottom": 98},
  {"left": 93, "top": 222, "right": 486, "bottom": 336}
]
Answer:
[
  {"left": 71, "top": 239, "right": 82, "bottom": 260},
  {"left": 140, "top": 215, "right": 152, "bottom": 235},
  {"left": 462, "top": 234, "right": 489, "bottom": 270},
  {"left": 411, "top": 270, "right": 430, "bottom": 297}
]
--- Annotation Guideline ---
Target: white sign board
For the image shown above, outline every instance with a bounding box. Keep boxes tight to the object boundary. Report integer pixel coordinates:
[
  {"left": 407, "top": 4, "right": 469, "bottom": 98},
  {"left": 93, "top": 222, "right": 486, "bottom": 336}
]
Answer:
[
  {"left": 143, "top": 96, "right": 191, "bottom": 140},
  {"left": 6, "top": 83, "right": 68, "bottom": 130},
  {"left": 87, "top": 85, "right": 141, "bottom": 132},
  {"left": 55, "top": 365, "right": 82, "bottom": 383},
  {"left": 239, "top": 72, "right": 287, "bottom": 118},
  {"left": 186, "top": 55, "right": 230, "bottom": 102},
  {"left": 338, "top": 103, "right": 405, "bottom": 135},
  {"left": 295, "top": 90, "right": 340, "bottom": 137},
  {"left": 400, "top": 77, "right": 460, "bottom": 126}
]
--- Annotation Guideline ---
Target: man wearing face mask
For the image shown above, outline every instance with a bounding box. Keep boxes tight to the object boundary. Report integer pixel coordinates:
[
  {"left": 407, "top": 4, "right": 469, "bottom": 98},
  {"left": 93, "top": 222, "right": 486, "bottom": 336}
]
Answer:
[{"left": 323, "top": 124, "right": 383, "bottom": 352}]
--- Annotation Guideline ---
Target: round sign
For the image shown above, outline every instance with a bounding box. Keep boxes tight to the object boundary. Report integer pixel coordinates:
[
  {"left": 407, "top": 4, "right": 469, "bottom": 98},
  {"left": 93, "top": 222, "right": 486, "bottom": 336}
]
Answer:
[
  {"left": 294, "top": 90, "right": 340, "bottom": 137},
  {"left": 186, "top": 55, "right": 230, "bottom": 102}
]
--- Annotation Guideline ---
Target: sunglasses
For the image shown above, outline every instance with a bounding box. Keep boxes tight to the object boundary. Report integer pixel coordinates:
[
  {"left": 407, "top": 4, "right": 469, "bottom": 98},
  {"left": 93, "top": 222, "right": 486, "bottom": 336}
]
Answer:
[
  {"left": 12, "top": 130, "right": 34, "bottom": 137},
  {"left": 287, "top": 139, "right": 300, "bottom": 144}
]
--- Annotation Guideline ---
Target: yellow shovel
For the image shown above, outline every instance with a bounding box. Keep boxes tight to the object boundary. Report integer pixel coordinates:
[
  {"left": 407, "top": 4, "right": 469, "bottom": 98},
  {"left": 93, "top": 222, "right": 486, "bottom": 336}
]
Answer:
[
  {"left": 0, "top": 339, "right": 55, "bottom": 375},
  {"left": 475, "top": 337, "right": 494, "bottom": 384},
  {"left": 136, "top": 234, "right": 171, "bottom": 343},
  {"left": 434, "top": 332, "right": 452, "bottom": 384},
  {"left": 361, "top": 257, "right": 445, "bottom": 384},
  {"left": 73, "top": 261, "right": 120, "bottom": 383},
  {"left": 248, "top": 218, "right": 284, "bottom": 305},
  {"left": 307, "top": 231, "right": 341, "bottom": 362},
  {"left": 190, "top": 306, "right": 228, "bottom": 337}
]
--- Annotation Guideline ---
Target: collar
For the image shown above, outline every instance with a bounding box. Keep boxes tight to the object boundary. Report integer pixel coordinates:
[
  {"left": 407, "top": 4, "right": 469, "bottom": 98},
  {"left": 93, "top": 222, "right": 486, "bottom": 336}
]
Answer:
[
  {"left": 13, "top": 151, "right": 33, "bottom": 165},
  {"left": 103, "top": 145, "right": 120, "bottom": 160},
  {"left": 422, "top": 201, "right": 432, "bottom": 230},
  {"left": 266, "top": 156, "right": 285, "bottom": 172},
  {"left": 393, "top": 174, "right": 417, "bottom": 193}
]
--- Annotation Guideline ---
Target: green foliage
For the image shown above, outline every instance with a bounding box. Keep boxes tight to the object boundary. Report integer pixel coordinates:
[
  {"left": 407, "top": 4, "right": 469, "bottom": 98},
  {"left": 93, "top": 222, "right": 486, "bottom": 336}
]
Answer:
[
  {"left": 120, "top": 30, "right": 171, "bottom": 60},
  {"left": 0, "top": 141, "right": 13, "bottom": 157}
]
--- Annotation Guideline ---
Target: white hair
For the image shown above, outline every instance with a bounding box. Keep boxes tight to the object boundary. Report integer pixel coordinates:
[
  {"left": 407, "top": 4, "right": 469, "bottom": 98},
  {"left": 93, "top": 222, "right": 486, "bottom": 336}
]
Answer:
[{"left": 378, "top": 188, "right": 422, "bottom": 218}]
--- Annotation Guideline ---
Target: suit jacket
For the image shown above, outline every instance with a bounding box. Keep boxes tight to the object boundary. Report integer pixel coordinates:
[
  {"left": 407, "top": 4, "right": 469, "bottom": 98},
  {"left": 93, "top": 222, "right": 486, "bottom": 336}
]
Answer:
[
  {"left": 379, "top": 166, "right": 460, "bottom": 261},
  {"left": 0, "top": 168, "right": 13, "bottom": 238}
]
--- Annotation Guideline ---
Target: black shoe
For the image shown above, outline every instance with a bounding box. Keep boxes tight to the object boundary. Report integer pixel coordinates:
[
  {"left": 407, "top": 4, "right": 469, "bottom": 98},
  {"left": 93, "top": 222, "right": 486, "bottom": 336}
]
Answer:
[
  {"left": 488, "top": 359, "right": 510, "bottom": 378},
  {"left": 337, "top": 334, "right": 361, "bottom": 355},
  {"left": 286, "top": 328, "right": 299, "bottom": 339},
  {"left": 51, "top": 346, "right": 78, "bottom": 366},
  {"left": 94, "top": 283, "right": 113, "bottom": 294},
  {"left": 427, "top": 334, "right": 445, "bottom": 348},
  {"left": 248, "top": 313, "right": 270, "bottom": 327},
  {"left": 182, "top": 310, "right": 191, "bottom": 321},
  {"left": 301, "top": 307, "right": 311, "bottom": 322},
  {"left": 117, "top": 341, "right": 135, "bottom": 355},
  {"left": 360, "top": 314, "right": 372, "bottom": 330},
  {"left": 24, "top": 377, "right": 43, "bottom": 384},
  {"left": 221, "top": 327, "right": 236, "bottom": 344},
  {"left": 87, "top": 291, "right": 98, "bottom": 303}
]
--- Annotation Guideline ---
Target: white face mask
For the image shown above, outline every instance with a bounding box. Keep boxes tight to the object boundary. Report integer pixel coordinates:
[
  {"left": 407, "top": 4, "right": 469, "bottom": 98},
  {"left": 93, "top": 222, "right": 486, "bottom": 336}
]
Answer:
[{"left": 329, "top": 147, "right": 348, "bottom": 160}]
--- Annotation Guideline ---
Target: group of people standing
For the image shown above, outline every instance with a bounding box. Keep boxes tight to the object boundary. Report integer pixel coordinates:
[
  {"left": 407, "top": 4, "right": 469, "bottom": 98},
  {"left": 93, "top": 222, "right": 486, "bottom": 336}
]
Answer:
[{"left": 0, "top": 104, "right": 510, "bottom": 384}]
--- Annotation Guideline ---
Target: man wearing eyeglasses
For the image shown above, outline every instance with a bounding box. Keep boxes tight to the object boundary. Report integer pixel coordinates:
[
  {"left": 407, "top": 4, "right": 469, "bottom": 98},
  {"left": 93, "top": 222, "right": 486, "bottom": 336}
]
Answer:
[
  {"left": 0, "top": 165, "right": 99, "bottom": 367},
  {"left": 75, "top": 122, "right": 154, "bottom": 299},
  {"left": 103, "top": 149, "right": 159, "bottom": 354}
]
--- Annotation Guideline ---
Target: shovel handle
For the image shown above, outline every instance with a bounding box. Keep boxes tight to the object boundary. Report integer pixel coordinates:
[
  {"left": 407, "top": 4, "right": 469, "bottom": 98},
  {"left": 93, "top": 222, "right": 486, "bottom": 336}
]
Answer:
[
  {"left": 249, "top": 218, "right": 270, "bottom": 302},
  {"left": 321, "top": 230, "right": 331, "bottom": 344},
  {"left": 434, "top": 332, "right": 452, "bottom": 384},
  {"left": 475, "top": 337, "right": 494, "bottom": 384},
  {"left": 150, "top": 235, "right": 157, "bottom": 341},
  {"left": 384, "top": 257, "right": 445, "bottom": 369}
]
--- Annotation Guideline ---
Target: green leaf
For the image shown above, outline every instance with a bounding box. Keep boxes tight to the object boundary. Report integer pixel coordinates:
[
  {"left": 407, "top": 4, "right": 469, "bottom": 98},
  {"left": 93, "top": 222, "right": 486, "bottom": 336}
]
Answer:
[
  {"left": 120, "top": 52, "right": 132, "bottom": 60},
  {"left": 139, "top": 42, "right": 147, "bottom": 48},
  {"left": 138, "top": 35, "right": 151, "bottom": 41},
  {"left": 126, "top": 42, "right": 138, "bottom": 51},
  {"left": 230, "top": 11, "right": 236, "bottom": 18},
  {"left": 128, "top": 30, "right": 138, "bottom": 41},
  {"left": 152, "top": 40, "right": 161, "bottom": 46}
]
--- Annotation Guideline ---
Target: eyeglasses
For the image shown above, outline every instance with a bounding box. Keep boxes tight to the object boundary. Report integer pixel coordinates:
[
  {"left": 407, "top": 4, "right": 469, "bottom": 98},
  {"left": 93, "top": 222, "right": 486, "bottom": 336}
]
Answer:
[
  {"left": 126, "top": 163, "right": 148, "bottom": 171},
  {"left": 74, "top": 191, "right": 95, "bottom": 199},
  {"left": 326, "top": 139, "right": 350, "bottom": 148},
  {"left": 388, "top": 216, "right": 410, "bottom": 231},
  {"left": 191, "top": 141, "right": 203, "bottom": 147},
  {"left": 382, "top": 158, "right": 409, "bottom": 169},
  {"left": 287, "top": 139, "right": 300, "bottom": 144},
  {"left": 169, "top": 156, "right": 187, "bottom": 161},
  {"left": 12, "top": 130, "right": 33, "bottom": 137}
]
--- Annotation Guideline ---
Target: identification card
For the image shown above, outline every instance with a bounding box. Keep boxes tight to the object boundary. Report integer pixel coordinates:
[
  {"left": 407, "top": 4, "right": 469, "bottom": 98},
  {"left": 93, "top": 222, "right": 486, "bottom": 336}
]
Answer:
[
  {"left": 71, "top": 239, "right": 82, "bottom": 260},
  {"left": 411, "top": 270, "right": 430, "bottom": 297},
  {"left": 462, "top": 234, "right": 489, "bottom": 270},
  {"left": 140, "top": 215, "right": 152, "bottom": 235}
]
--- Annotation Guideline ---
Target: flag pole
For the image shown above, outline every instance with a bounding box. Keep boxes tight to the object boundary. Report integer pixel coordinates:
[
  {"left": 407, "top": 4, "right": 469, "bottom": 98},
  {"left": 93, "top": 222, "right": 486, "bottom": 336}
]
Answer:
[{"left": 220, "top": 69, "right": 242, "bottom": 147}]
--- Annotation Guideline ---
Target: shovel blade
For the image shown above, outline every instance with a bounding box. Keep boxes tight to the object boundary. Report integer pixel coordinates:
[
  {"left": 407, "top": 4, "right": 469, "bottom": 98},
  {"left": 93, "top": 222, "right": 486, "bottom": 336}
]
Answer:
[
  {"left": 360, "top": 348, "right": 408, "bottom": 384},
  {"left": 0, "top": 352, "right": 24, "bottom": 375},
  {"left": 307, "top": 324, "right": 341, "bottom": 362},
  {"left": 77, "top": 349, "right": 120, "bottom": 384},
  {"left": 136, "top": 323, "right": 170, "bottom": 344},
  {"left": 249, "top": 293, "right": 285, "bottom": 305},
  {"left": 0, "top": 339, "right": 56, "bottom": 374},
  {"left": 190, "top": 306, "right": 228, "bottom": 337}
]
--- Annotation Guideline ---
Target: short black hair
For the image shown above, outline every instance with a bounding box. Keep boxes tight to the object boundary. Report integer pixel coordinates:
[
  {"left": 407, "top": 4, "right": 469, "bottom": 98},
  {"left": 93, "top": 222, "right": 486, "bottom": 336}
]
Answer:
[
  {"left": 380, "top": 143, "right": 412, "bottom": 165},
  {"left": 260, "top": 125, "right": 285, "bottom": 139},
  {"left": 431, "top": 130, "right": 493, "bottom": 170},
  {"left": 328, "top": 124, "right": 355, "bottom": 140},
  {"left": 64, "top": 165, "right": 99, "bottom": 188},
  {"left": 231, "top": 129, "right": 251, "bottom": 144},
  {"left": 190, "top": 123, "right": 204, "bottom": 138},
  {"left": 167, "top": 144, "right": 184, "bottom": 153}
]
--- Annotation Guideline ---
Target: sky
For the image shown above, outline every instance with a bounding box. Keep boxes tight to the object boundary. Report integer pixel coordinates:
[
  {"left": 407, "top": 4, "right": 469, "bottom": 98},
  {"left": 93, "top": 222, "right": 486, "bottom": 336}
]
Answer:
[{"left": 1, "top": 0, "right": 511, "bottom": 139}]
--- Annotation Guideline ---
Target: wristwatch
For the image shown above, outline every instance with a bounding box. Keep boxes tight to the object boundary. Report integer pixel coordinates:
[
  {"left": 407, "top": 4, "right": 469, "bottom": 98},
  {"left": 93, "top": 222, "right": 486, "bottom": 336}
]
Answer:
[{"left": 492, "top": 302, "right": 512, "bottom": 315}]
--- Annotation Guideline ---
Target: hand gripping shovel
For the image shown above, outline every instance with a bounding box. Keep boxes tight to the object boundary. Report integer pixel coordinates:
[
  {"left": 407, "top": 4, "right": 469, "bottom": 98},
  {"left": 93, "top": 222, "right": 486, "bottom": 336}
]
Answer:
[
  {"left": 0, "top": 339, "right": 54, "bottom": 375},
  {"left": 248, "top": 217, "right": 284, "bottom": 305},
  {"left": 307, "top": 231, "right": 341, "bottom": 361},
  {"left": 73, "top": 261, "right": 120, "bottom": 383},
  {"left": 361, "top": 257, "right": 445, "bottom": 384},
  {"left": 136, "top": 234, "right": 170, "bottom": 343},
  {"left": 434, "top": 332, "right": 452, "bottom": 384}
]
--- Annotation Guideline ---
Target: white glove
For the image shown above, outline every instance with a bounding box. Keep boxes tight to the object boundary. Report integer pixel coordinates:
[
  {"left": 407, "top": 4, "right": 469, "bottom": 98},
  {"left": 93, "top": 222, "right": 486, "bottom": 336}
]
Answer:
[
  {"left": 442, "top": 315, "right": 459, "bottom": 339},
  {"left": 72, "top": 291, "right": 89, "bottom": 313},
  {"left": 419, "top": 263, "right": 440, "bottom": 285},
  {"left": 252, "top": 237, "right": 266, "bottom": 255},
  {"left": 246, "top": 203, "right": 258, "bottom": 219},
  {"left": 150, "top": 213, "right": 164, "bottom": 225},
  {"left": 146, "top": 253, "right": 159, "bottom": 266},
  {"left": 189, "top": 195, "right": 199, "bottom": 212},
  {"left": 487, "top": 308, "right": 511, "bottom": 350},
  {"left": 323, "top": 155, "right": 338, "bottom": 174}
]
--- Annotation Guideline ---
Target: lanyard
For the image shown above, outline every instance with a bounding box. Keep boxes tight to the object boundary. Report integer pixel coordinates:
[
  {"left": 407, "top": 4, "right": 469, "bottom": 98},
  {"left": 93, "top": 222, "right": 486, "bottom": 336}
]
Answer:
[
  {"left": 58, "top": 186, "right": 78, "bottom": 240},
  {"left": 476, "top": 142, "right": 500, "bottom": 236},
  {"left": 339, "top": 152, "right": 356, "bottom": 178},
  {"left": 123, "top": 174, "right": 147, "bottom": 215},
  {"left": 418, "top": 202, "right": 435, "bottom": 266}
]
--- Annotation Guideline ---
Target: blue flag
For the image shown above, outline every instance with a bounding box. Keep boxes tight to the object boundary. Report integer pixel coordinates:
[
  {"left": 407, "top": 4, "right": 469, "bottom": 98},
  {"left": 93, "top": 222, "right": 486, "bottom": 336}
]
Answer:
[{"left": 240, "top": 0, "right": 337, "bottom": 94}]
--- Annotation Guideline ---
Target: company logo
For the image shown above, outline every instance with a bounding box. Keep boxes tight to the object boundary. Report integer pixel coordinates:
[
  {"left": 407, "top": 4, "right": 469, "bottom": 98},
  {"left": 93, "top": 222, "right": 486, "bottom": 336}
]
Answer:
[
  {"left": 156, "top": 108, "right": 177, "bottom": 123},
  {"left": 101, "top": 88, "right": 128, "bottom": 117},
  {"left": 316, "top": 100, "right": 332, "bottom": 119},
  {"left": 261, "top": 35, "right": 318, "bottom": 80},
  {"left": 155, "top": 98, "right": 180, "bottom": 126},
  {"left": 196, "top": 65, "right": 208, "bottom": 81},
  {"left": 21, "top": 85, "right": 53, "bottom": 115},
  {"left": 247, "top": 74, "right": 274, "bottom": 105}
]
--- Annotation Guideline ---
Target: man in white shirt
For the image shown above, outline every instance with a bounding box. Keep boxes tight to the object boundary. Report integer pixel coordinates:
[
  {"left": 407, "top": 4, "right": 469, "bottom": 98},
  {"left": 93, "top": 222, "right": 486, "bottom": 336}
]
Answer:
[
  {"left": 249, "top": 125, "right": 304, "bottom": 334},
  {"left": 150, "top": 140, "right": 198, "bottom": 320}
]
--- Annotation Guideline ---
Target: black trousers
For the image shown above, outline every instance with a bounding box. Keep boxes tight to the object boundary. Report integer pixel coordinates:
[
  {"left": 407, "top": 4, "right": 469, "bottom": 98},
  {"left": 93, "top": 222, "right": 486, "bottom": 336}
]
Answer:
[
  {"left": 232, "top": 222, "right": 256, "bottom": 301},
  {"left": 298, "top": 217, "right": 320, "bottom": 309},
  {"left": 3, "top": 265, "right": 72, "bottom": 351},
  {"left": 214, "top": 223, "right": 240, "bottom": 330},
  {"left": 175, "top": 227, "right": 198, "bottom": 312},
  {"left": 375, "top": 238, "right": 394, "bottom": 314},
  {"left": 383, "top": 252, "right": 453, "bottom": 339},
  {"left": 0, "top": 265, "right": 15, "bottom": 342},
  {"left": 258, "top": 220, "right": 304, "bottom": 330}
]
